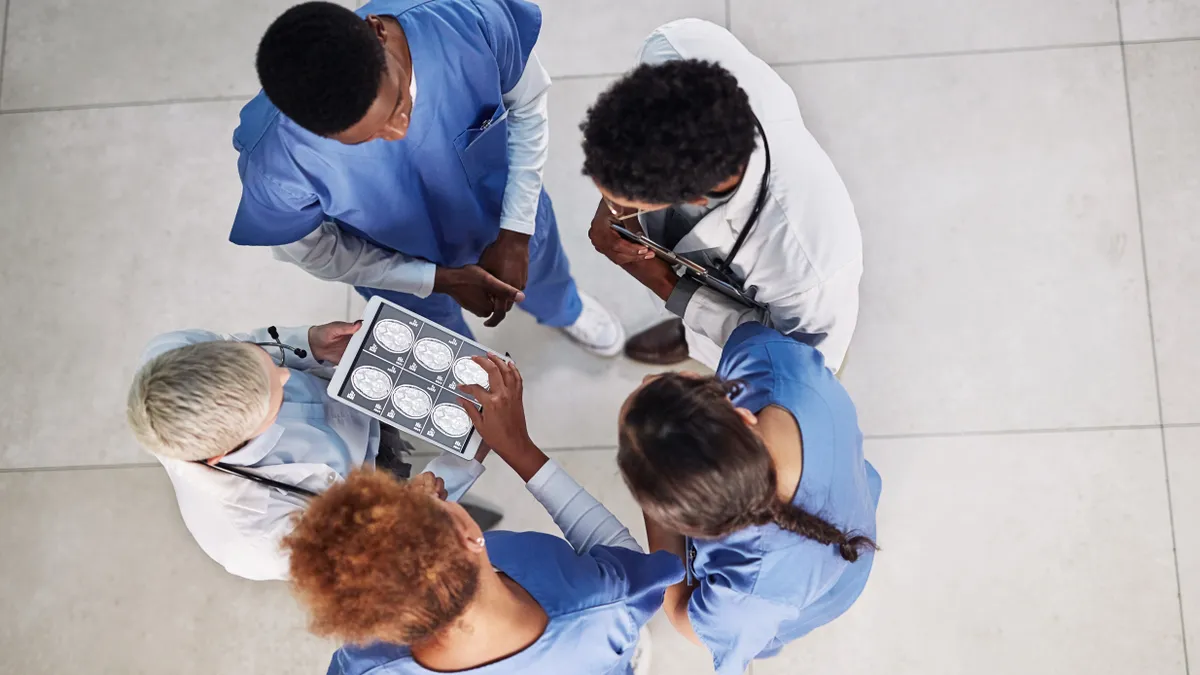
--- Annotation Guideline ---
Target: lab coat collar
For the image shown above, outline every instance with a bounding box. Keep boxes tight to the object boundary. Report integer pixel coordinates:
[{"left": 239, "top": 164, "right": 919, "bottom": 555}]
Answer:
[
  {"left": 674, "top": 132, "right": 768, "bottom": 256},
  {"left": 218, "top": 425, "right": 285, "bottom": 467}
]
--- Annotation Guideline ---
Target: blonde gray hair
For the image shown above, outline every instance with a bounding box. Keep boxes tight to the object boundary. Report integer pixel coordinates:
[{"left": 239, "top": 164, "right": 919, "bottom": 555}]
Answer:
[{"left": 127, "top": 341, "right": 271, "bottom": 461}]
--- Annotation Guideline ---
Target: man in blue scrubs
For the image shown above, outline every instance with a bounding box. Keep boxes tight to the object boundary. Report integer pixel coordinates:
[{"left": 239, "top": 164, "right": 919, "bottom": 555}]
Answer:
[{"left": 230, "top": 0, "right": 623, "bottom": 355}]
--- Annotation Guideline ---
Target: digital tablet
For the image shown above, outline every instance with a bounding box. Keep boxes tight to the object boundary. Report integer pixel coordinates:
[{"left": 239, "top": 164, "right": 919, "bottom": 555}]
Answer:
[{"left": 327, "top": 296, "right": 503, "bottom": 460}]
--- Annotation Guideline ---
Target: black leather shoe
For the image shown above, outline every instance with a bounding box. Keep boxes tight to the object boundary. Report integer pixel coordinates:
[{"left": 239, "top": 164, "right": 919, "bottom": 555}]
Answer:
[{"left": 624, "top": 318, "right": 689, "bottom": 365}]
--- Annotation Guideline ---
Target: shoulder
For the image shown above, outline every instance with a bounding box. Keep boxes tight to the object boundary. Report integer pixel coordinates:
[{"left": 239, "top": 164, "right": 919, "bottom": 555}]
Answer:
[
  {"left": 720, "top": 324, "right": 827, "bottom": 377},
  {"left": 233, "top": 93, "right": 317, "bottom": 201},
  {"left": 139, "top": 328, "right": 227, "bottom": 365},
  {"left": 488, "top": 532, "right": 682, "bottom": 615}
]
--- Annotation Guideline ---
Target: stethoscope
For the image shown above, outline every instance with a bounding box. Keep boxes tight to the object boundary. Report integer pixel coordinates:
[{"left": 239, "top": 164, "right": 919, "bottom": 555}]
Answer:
[
  {"left": 249, "top": 326, "right": 308, "bottom": 367},
  {"left": 713, "top": 114, "right": 772, "bottom": 280}
]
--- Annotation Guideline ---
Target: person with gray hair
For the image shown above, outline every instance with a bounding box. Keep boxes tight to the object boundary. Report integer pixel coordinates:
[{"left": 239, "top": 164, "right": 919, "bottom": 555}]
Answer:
[{"left": 127, "top": 321, "right": 491, "bottom": 580}]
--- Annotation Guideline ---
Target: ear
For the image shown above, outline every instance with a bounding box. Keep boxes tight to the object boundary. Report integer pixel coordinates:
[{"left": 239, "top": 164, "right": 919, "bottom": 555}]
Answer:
[
  {"left": 448, "top": 502, "right": 486, "bottom": 554},
  {"left": 366, "top": 15, "right": 387, "bottom": 43},
  {"left": 734, "top": 406, "right": 758, "bottom": 427}
]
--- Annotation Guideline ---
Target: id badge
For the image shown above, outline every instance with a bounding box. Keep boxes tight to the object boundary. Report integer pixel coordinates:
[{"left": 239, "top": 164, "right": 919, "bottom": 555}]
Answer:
[{"left": 685, "top": 537, "right": 698, "bottom": 586}]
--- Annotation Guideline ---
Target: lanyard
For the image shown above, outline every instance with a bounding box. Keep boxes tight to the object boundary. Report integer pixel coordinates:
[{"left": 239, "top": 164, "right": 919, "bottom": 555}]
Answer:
[
  {"left": 714, "top": 114, "right": 772, "bottom": 278},
  {"left": 198, "top": 460, "right": 320, "bottom": 499}
]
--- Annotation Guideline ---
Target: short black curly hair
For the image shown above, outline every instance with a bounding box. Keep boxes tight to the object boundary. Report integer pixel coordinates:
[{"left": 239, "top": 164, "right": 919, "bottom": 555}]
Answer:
[
  {"left": 581, "top": 60, "right": 757, "bottom": 204},
  {"left": 256, "top": 2, "right": 386, "bottom": 135}
]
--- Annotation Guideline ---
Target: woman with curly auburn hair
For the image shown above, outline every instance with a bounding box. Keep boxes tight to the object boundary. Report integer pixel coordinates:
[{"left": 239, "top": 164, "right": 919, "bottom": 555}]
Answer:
[
  {"left": 616, "top": 323, "right": 882, "bottom": 675},
  {"left": 285, "top": 355, "right": 683, "bottom": 675}
]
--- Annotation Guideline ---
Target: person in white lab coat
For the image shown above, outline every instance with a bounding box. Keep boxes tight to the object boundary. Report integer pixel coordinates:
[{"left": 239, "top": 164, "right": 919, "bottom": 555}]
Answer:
[
  {"left": 582, "top": 19, "right": 862, "bottom": 372},
  {"left": 125, "top": 321, "right": 488, "bottom": 581}
]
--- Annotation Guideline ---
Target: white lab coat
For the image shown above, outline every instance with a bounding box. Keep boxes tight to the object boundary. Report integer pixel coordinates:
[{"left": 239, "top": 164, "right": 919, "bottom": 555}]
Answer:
[
  {"left": 638, "top": 20, "right": 863, "bottom": 372},
  {"left": 140, "top": 326, "right": 484, "bottom": 581}
]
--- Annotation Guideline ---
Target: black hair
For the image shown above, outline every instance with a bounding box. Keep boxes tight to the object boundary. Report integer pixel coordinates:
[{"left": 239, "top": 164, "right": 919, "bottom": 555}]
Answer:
[
  {"left": 580, "top": 59, "right": 758, "bottom": 204},
  {"left": 617, "top": 374, "right": 877, "bottom": 563},
  {"left": 256, "top": 2, "right": 387, "bottom": 135}
]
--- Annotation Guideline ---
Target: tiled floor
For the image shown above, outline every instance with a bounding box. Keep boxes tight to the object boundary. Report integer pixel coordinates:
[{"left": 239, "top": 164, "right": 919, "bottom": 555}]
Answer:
[{"left": 0, "top": 1, "right": 1196, "bottom": 674}]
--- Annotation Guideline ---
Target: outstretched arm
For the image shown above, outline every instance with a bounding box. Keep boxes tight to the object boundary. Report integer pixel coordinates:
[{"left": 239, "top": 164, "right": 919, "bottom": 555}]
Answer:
[{"left": 459, "top": 355, "right": 641, "bottom": 553}]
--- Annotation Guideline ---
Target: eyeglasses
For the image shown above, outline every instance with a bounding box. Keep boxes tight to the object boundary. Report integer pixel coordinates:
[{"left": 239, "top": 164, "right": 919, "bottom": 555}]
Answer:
[{"left": 603, "top": 196, "right": 670, "bottom": 222}]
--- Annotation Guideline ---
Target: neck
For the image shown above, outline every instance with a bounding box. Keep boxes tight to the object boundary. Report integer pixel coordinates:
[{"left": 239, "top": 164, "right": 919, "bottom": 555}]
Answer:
[
  {"left": 412, "top": 568, "right": 547, "bottom": 670},
  {"left": 709, "top": 169, "right": 745, "bottom": 196},
  {"left": 756, "top": 406, "right": 803, "bottom": 504},
  {"left": 381, "top": 16, "right": 414, "bottom": 83}
]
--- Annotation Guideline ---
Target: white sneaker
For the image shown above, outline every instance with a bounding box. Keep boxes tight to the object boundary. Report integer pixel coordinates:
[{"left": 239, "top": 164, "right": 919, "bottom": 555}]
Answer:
[
  {"left": 560, "top": 291, "right": 625, "bottom": 357},
  {"left": 630, "top": 626, "right": 652, "bottom": 675}
]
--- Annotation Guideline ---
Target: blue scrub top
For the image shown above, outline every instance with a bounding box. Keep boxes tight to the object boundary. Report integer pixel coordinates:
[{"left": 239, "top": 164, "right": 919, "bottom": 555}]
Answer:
[
  {"left": 327, "top": 531, "right": 684, "bottom": 675},
  {"left": 230, "top": 0, "right": 543, "bottom": 267},
  {"left": 688, "top": 323, "right": 882, "bottom": 674}
]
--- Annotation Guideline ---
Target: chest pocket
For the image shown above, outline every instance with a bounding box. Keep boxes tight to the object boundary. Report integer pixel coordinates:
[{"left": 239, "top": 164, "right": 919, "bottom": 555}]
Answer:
[{"left": 454, "top": 105, "right": 510, "bottom": 214}]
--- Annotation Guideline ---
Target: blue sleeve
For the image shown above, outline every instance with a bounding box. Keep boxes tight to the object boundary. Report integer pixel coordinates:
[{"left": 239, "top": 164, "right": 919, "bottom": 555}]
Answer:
[
  {"left": 470, "top": 0, "right": 542, "bottom": 92},
  {"left": 488, "top": 531, "right": 683, "bottom": 626},
  {"left": 586, "top": 545, "right": 686, "bottom": 627},
  {"left": 689, "top": 582, "right": 797, "bottom": 675},
  {"left": 230, "top": 162, "right": 324, "bottom": 246},
  {"left": 722, "top": 322, "right": 784, "bottom": 357}
]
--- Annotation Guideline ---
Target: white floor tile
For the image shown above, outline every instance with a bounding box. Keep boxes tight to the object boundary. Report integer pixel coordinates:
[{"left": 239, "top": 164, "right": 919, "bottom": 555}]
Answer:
[
  {"left": 0, "top": 102, "right": 347, "bottom": 469},
  {"left": 1166, "top": 427, "right": 1200, "bottom": 665},
  {"left": 0, "top": 467, "right": 335, "bottom": 673},
  {"left": 756, "top": 429, "right": 1185, "bottom": 675},
  {"left": 0, "top": 0, "right": 351, "bottom": 110},
  {"left": 729, "top": 0, "right": 1119, "bottom": 63},
  {"left": 775, "top": 47, "right": 1158, "bottom": 435},
  {"left": 537, "top": 0, "right": 725, "bottom": 77},
  {"left": 1119, "top": 0, "right": 1200, "bottom": 41},
  {"left": 1126, "top": 41, "right": 1200, "bottom": 424}
]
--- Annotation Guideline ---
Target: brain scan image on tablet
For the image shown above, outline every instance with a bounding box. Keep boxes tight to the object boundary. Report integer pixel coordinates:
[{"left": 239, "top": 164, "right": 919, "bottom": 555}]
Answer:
[
  {"left": 391, "top": 385, "right": 433, "bottom": 419},
  {"left": 331, "top": 296, "right": 512, "bottom": 459},
  {"left": 452, "top": 357, "right": 490, "bottom": 389},
  {"left": 351, "top": 366, "right": 393, "bottom": 400},
  {"left": 431, "top": 403, "right": 472, "bottom": 438},
  {"left": 373, "top": 320, "right": 415, "bottom": 354},
  {"left": 413, "top": 338, "right": 454, "bottom": 372}
]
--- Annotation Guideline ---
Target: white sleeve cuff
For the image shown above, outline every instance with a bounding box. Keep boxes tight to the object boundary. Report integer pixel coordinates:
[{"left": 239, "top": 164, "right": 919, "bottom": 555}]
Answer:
[
  {"left": 498, "top": 216, "right": 536, "bottom": 236},
  {"left": 422, "top": 453, "right": 486, "bottom": 503},
  {"left": 396, "top": 260, "right": 438, "bottom": 299}
]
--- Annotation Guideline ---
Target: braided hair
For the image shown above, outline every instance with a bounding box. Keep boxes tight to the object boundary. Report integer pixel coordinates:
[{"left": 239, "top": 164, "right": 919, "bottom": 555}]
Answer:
[{"left": 617, "top": 374, "right": 875, "bottom": 562}]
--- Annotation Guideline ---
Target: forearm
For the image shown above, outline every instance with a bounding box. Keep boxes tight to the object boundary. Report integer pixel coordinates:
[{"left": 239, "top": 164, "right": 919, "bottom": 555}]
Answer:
[
  {"left": 644, "top": 514, "right": 702, "bottom": 643},
  {"left": 273, "top": 221, "right": 436, "bottom": 297},
  {"left": 527, "top": 458, "right": 642, "bottom": 553},
  {"left": 621, "top": 259, "right": 680, "bottom": 302},
  {"left": 499, "top": 50, "right": 550, "bottom": 235}
]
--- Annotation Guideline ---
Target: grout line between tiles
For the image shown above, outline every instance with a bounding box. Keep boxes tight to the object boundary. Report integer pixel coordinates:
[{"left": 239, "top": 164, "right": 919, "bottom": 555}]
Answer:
[
  {"left": 863, "top": 423, "right": 1163, "bottom": 441},
  {"left": 4, "top": 37, "right": 1198, "bottom": 117},
  {"left": 0, "top": 0, "right": 10, "bottom": 105},
  {"left": 0, "top": 93, "right": 252, "bottom": 115},
  {"left": 0, "top": 462, "right": 159, "bottom": 474},
  {"left": 15, "top": 424, "right": 1200, "bottom": 473},
  {"left": 1117, "top": 5, "right": 1190, "bottom": 672},
  {"left": 724, "top": 0, "right": 731, "bottom": 30}
]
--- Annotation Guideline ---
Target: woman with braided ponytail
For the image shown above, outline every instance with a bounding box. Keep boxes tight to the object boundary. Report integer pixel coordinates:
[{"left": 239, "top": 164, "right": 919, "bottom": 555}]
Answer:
[{"left": 616, "top": 322, "right": 882, "bottom": 674}]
